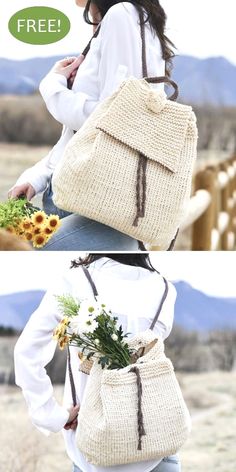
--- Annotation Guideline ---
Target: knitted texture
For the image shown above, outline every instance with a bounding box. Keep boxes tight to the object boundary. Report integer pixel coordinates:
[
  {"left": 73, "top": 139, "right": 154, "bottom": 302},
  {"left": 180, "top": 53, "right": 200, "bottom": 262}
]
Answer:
[
  {"left": 79, "top": 358, "right": 94, "bottom": 375},
  {"left": 76, "top": 334, "right": 191, "bottom": 466},
  {"left": 52, "top": 78, "right": 198, "bottom": 248}
]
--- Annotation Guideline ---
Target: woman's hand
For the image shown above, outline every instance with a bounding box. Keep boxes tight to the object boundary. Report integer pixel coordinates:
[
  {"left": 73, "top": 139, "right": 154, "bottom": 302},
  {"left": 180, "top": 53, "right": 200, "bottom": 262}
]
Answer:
[
  {"left": 8, "top": 183, "right": 36, "bottom": 200},
  {"left": 67, "top": 68, "right": 78, "bottom": 89},
  {"left": 64, "top": 404, "right": 80, "bottom": 430},
  {"left": 52, "top": 56, "right": 85, "bottom": 80}
]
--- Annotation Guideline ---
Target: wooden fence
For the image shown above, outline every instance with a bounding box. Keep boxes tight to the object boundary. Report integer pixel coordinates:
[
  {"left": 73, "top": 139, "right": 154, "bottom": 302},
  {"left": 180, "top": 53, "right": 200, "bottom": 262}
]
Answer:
[{"left": 179, "top": 155, "right": 236, "bottom": 250}]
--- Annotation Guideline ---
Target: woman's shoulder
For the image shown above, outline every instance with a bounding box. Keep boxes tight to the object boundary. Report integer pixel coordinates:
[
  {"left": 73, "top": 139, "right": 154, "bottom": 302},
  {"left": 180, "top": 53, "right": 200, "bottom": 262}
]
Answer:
[
  {"left": 101, "top": 2, "right": 138, "bottom": 26},
  {"left": 153, "top": 271, "right": 177, "bottom": 297},
  {"left": 50, "top": 265, "right": 90, "bottom": 293}
]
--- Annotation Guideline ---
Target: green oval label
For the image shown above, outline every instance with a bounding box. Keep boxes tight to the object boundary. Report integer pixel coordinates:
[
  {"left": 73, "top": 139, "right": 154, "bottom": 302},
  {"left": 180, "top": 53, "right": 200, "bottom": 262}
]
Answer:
[{"left": 8, "top": 7, "right": 71, "bottom": 45}]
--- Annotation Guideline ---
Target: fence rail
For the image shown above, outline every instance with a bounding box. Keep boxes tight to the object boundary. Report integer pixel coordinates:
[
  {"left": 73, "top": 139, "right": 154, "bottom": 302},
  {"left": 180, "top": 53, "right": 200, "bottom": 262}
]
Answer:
[{"left": 179, "top": 155, "right": 236, "bottom": 250}]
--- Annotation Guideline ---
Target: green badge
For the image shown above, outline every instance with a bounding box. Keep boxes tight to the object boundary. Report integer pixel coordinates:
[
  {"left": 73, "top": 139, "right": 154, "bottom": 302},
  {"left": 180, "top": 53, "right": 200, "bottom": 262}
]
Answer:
[{"left": 8, "top": 7, "right": 71, "bottom": 45}]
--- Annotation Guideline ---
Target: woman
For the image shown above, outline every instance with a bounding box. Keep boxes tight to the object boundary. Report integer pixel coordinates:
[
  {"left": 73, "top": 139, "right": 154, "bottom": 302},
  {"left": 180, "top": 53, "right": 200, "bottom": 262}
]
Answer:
[
  {"left": 14, "top": 253, "right": 181, "bottom": 471},
  {"left": 9, "top": 0, "right": 175, "bottom": 251}
]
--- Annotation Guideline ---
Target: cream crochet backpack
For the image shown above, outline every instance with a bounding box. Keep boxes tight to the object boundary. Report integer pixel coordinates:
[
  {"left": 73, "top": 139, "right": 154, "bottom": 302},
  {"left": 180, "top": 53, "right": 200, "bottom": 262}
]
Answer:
[
  {"left": 68, "top": 267, "right": 191, "bottom": 467},
  {"left": 52, "top": 12, "right": 198, "bottom": 248}
]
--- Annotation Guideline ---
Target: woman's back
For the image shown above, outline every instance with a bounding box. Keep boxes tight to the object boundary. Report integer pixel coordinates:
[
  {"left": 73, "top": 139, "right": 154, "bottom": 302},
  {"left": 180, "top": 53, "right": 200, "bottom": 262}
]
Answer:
[{"left": 77, "top": 257, "right": 176, "bottom": 338}]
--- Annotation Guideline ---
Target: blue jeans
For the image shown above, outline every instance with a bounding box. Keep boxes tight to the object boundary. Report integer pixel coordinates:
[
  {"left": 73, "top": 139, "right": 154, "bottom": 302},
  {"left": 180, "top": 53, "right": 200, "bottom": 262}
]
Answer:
[
  {"left": 72, "top": 455, "right": 181, "bottom": 472},
  {"left": 42, "top": 181, "right": 138, "bottom": 251}
]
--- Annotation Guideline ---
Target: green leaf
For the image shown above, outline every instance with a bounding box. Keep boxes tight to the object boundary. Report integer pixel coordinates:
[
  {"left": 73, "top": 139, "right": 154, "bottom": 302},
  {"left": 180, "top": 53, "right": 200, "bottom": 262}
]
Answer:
[
  {"left": 0, "top": 197, "right": 32, "bottom": 228},
  {"left": 55, "top": 294, "right": 80, "bottom": 317}
]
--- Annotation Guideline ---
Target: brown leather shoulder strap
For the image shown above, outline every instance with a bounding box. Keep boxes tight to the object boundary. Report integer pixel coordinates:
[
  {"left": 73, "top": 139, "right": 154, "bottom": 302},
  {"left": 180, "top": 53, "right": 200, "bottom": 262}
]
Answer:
[
  {"left": 145, "top": 76, "right": 179, "bottom": 101},
  {"left": 149, "top": 276, "right": 169, "bottom": 330},
  {"left": 82, "top": 264, "right": 168, "bottom": 330},
  {"left": 81, "top": 266, "right": 99, "bottom": 298},
  {"left": 139, "top": 10, "right": 178, "bottom": 101},
  {"left": 67, "top": 345, "right": 77, "bottom": 407},
  {"left": 139, "top": 10, "right": 148, "bottom": 79},
  {"left": 81, "top": 24, "right": 101, "bottom": 57},
  {"left": 66, "top": 266, "right": 98, "bottom": 407}
]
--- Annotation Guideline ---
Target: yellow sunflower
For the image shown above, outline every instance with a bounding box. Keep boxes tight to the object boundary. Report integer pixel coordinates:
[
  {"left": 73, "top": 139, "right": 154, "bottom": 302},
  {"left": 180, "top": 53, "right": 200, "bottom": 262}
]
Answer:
[
  {"left": 53, "top": 325, "right": 66, "bottom": 340},
  {"left": 32, "top": 211, "right": 47, "bottom": 227},
  {"left": 61, "top": 317, "right": 70, "bottom": 326},
  {"left": 43, "top": 226, "right": 53, "bottom": 236},
  {"left": 20, "top": 218, "right": 32, "bottom": 232},
  {"left": 33, "top": 227, "right": 41, "bottom": 235},
  {"left": 24, "top": 232, "right": 33, "bottom": 242},
  {"left": 32, "top": 233, "right": 48, "bottom": 248},
  {"left": 59, "top": 335, "right": 70, "bottom": 350},
  {"left": 47, "top": 215, "right": 61, "bottom": 232}
]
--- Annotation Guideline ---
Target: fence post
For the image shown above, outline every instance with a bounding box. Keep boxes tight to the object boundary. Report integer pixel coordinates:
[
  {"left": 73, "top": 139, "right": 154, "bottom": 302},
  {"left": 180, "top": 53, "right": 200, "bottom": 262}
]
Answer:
[
  {"left": 232, "top": 157, "right": 236, "bottom": 247},
  {"left": 228, "top": 157, "right": 236, "bottom": 249},
  {"left": 192, "top": 167, "right": 217, "bottom": 250},
  {"left": 220, "top": 162, "right": 230, "bottom": 250}
]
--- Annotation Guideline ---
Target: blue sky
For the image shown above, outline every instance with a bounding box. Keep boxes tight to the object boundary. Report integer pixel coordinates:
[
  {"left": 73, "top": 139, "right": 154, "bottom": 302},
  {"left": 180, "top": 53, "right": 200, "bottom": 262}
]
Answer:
[
  {"left": 0, "top": 252, "right": 235, "bottom": 298},
  {"left": 0, "top": 0, "right": 235, "bottom": 64}
]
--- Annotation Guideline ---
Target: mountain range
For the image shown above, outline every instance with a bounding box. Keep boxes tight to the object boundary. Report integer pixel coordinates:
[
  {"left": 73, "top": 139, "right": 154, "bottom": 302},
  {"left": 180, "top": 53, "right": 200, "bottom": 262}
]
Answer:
[
  {"left": 0, "top": 282, "right": 235, "bottom": 332},
  {"left": 0, "top": 54, "right": 236, "bottom": 106},
  {"left": 0, "top": 290, "right": 45, "bottom": 331},
  {"left": 174, "top": 281, "right": 236, "bottom": 331}
]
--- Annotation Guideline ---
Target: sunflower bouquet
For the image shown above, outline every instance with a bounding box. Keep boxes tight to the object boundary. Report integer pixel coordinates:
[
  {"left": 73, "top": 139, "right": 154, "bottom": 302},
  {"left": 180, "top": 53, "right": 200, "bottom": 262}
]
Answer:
[
  {"left": 0, "top": 197, "right": 60, "bottom": 248},
  {"left": 54, "top": 295, "right": 133, "bottom": 370}
]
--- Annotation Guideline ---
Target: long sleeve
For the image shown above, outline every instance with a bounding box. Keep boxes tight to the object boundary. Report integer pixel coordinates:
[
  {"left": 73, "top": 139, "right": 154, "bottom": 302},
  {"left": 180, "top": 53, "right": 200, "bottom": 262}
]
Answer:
[
  {"left": 14, "top": 273, "right": 73, "bottom": 435},
  {"left": 39, "top": 72, "right": 98, "bottom": 132},
  {"left": 39, "top": 3, "right": 145, "bottom": 131}
]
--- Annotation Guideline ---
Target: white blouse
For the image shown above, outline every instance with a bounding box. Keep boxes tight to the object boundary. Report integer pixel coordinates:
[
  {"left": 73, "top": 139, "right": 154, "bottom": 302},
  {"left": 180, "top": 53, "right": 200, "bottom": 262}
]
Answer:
[
  {"left": 14, "top": 2, "right": 165, "bottom": 195},
  {"left": 14, "top": 258, "right": 176, "bottom": 472}
]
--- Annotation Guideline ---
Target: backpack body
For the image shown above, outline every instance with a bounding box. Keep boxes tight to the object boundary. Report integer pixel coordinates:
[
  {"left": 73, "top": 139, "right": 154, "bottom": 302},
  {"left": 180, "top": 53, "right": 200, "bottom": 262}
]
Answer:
[
  {"left": 76, "top": 332, "right": 191, "bottom": 466},
  {"left": 52, "top": 78, "right": 198, "bottom": 248}
]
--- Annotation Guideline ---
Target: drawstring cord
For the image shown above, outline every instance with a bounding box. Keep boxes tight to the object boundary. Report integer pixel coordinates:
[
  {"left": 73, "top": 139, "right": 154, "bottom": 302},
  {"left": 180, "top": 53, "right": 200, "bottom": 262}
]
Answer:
[
  {"left": 133, "top": 153, "right": 148, "bottom": 227},
  {"left": 129, "top": 366, "right": 146, "bottom": 450}
]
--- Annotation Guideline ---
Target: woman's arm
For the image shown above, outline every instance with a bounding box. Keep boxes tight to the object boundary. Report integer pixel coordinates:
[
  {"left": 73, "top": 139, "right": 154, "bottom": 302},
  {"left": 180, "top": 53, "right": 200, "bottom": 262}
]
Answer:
[
  {"left": 14, "top": 273, "right": 74, "bottom": 435},
  {"left": 39, "top": 4, "right": 143, "bottom": 131},
  {"left": 98, "top": 3, "right": 142, "bottom": 100}
]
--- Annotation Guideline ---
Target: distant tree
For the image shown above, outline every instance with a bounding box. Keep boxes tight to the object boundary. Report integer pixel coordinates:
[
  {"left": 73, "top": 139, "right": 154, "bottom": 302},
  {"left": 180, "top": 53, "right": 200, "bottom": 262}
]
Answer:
[
  {"left": 208, "top": 330, "right": 236, "bottom": 371},
  {"left": 165, "top": 326, "right": 236, "bottom": 373},
  {"left": 0, "top": 326, "right": 18, "bottom": 336}
]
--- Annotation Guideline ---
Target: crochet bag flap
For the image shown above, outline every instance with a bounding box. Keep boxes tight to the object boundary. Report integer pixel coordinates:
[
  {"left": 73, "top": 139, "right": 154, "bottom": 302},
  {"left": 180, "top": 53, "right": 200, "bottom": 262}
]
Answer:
[
  {"left": 96, "top": 77, "right": 195, "bottom": 174},
  {"left": 77, "top": 334, "right": 191, "bottom": 467}
]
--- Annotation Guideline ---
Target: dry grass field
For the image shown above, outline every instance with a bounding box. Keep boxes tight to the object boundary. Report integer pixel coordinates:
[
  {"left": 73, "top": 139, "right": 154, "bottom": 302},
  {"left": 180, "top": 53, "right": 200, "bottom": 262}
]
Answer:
[
  {"left": 0, "top": 142, "right": 50, "bottom": 204},
  {"left": 179, "top": 372, "right": 236, "bottom": 472},
  {"left": 0, "top": 384, "right": 71, "bottom": 472},
  {"left": 0, "top": 372, "right": 235, "bottom": 472}
]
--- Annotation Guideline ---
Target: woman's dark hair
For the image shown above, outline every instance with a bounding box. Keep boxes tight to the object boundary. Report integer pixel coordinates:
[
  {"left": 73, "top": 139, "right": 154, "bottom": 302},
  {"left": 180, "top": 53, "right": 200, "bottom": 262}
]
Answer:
[
  {"left": 71, "top": 253, "right": 156, "bottom": 271},
  {"left": 83, "top": 0, "right": 175, "bottom": 76}
]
